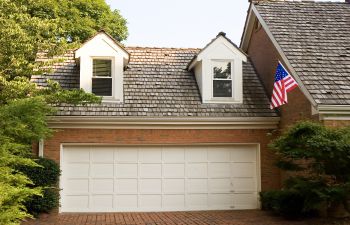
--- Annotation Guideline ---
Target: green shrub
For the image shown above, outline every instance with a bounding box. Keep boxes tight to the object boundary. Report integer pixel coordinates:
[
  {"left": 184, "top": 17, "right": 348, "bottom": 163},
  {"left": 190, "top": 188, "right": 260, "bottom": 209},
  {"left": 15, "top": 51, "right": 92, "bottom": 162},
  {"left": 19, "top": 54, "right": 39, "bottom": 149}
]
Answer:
[
  {"left": 260, "top": 190, "right": 306, "bottom": 219},
  {"left": 17, "top": 157, "right": 60, "bottom": 216},
  {"left": 19, "top": 157, "right": 60, "bottom": 187},
  {"left": 25, "top": 188, "right": 59, "bottom": 216}
]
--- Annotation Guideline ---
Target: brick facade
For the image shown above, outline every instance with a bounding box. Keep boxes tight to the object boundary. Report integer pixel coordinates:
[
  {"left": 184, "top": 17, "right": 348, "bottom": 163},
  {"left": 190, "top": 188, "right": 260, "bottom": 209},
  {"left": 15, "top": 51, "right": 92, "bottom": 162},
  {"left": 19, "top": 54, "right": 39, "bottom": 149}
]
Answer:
[
  {"left": 323, "top": 120, "right": 350, "bottom": 128},
  {"left": 42, "top": 128, "right": 281, "bottom": 191},
  {"left": 247, "top": 25, "right": 316, "bottom": 130}
]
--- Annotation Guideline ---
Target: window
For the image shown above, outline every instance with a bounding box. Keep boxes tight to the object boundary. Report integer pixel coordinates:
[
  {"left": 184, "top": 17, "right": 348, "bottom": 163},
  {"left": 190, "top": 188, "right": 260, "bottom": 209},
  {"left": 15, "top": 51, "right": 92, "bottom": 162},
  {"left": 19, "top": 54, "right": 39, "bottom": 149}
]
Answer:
[
  {"left": 213, "top": 61, "right": 232, "bottom": 97},
  {"left": 92, "top": 59, "right": 112, "bottom": 96}
]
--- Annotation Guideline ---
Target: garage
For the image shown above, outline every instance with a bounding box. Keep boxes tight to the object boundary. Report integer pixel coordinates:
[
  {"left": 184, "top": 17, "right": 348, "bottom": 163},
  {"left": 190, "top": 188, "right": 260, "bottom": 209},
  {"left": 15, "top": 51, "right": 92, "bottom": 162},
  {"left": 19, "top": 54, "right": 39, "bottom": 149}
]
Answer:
[{"left": 60, "top": 145, "right": 259, "bottom": 212}]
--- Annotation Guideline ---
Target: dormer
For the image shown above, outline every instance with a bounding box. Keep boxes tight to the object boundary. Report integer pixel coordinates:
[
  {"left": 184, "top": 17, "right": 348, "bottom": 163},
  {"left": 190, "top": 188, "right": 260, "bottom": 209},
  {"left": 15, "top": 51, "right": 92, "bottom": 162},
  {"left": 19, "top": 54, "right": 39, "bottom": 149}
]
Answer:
[
  {"left": 75, "top": 31, "right": 129, "bottom": 103},
  {"left": 188, "top": 32, "right": 247, "bottom": 104}
]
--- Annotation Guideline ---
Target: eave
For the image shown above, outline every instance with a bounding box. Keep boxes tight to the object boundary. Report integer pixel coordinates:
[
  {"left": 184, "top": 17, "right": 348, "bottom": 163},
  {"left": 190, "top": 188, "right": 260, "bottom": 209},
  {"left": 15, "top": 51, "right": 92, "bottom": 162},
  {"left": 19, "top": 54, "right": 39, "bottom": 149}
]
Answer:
[{"left": 48, "top": 116, "right": 280, "bottom": 130}]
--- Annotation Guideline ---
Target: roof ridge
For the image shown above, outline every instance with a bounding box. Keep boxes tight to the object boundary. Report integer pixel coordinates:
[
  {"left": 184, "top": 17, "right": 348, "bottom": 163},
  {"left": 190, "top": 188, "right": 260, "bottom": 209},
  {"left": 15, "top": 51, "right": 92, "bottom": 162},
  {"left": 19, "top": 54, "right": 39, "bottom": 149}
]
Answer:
[{"left": 125, "top": 46, "right": 202, "bottom": 51}]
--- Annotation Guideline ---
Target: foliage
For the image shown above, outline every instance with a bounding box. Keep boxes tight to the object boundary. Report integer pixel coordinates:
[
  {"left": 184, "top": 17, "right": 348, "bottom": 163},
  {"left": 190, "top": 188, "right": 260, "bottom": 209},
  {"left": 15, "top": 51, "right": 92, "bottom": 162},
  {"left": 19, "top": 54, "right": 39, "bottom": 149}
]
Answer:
[
  {"left": 0, "top": 0, "right": 127, "bottom": 79},
  {"left": 260, "top": 190, "right": 306, "bottom": 218},
  {"left": 263, "top": 121, "right": 350, "bottom": 218},
  {"left": 271, "top": 121, "right": 350, "bottom": 183},
  {"left": 18, "top": 157, "right": 60, "bottom": 188},
  {"left": 0, "top": 0, "right": 124, "bottom": 223},
  {"left": 18, "top": 157, "right": 60, "bottom": 216}
]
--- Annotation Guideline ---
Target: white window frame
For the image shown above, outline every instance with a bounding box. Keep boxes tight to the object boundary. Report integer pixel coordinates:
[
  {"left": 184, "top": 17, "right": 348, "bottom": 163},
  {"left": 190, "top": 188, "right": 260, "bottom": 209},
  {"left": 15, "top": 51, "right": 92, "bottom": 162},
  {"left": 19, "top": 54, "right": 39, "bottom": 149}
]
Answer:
[
  {"left": 211, "top": 60, "right": 234, "bottom": 100},
  {"left": 91, "top": 56, "right": 115, "bottom": 101}
]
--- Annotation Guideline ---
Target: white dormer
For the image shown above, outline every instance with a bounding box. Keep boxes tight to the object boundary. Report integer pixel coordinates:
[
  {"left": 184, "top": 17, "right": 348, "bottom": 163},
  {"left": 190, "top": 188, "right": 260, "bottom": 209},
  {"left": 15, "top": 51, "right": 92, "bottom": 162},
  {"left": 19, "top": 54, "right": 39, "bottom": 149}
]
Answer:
[
  {"left": 188, "top": 32, "right": 247, "bottom": 104},
  {"left": 75, "top": 31, "right": 129, "bottom": 103}
]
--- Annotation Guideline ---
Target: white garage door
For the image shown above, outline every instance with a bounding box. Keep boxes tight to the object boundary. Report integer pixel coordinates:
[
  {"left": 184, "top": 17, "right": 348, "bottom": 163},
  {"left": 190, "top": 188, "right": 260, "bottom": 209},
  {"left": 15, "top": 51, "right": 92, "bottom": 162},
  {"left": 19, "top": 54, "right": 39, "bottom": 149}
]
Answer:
[{"left": 60, "top": 145, "right": 259, "bottom": 212}]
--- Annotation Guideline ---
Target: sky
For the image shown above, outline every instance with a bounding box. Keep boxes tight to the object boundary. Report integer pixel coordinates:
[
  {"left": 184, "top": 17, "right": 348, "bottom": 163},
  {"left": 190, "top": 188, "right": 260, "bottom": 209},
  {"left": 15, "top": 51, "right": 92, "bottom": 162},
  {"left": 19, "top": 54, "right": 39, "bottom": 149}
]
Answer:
[{"left": 106, "top": 0, "right": 345, "bottom": 48}]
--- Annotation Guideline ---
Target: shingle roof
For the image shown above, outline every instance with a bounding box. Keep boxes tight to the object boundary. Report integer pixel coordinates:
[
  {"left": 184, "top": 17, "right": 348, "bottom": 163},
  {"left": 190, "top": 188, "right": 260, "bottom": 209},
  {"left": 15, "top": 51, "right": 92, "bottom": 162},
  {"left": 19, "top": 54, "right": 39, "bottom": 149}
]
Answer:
[
  {"left": 32, "top": 47, "right": 277, "bottom": 117},
  {"left": 255, "top": 1, "right": 350, "bottom": 105}
]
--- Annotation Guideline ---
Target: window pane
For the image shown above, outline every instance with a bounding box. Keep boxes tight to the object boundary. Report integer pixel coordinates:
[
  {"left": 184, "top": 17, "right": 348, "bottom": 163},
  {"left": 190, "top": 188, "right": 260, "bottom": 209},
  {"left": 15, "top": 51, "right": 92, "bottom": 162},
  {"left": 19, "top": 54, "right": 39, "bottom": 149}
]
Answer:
[
  {"left": 213, "top": 62, "right": 231, "bottom": 79},
  {"left": 213, "top": 80, "right": 232, "bottom": 97},
  {"left": 93, "top": 59, "right": 112, "bottom": 77},
  {"left": 92, "top": 78, "right": 112, "bottom": 96}
]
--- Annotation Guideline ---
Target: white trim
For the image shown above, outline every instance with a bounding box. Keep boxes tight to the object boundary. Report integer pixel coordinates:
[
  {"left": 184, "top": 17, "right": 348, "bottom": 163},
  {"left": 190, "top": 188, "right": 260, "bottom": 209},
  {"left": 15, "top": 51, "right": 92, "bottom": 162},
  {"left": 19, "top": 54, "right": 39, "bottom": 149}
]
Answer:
[
  {"left": 48, "top": 116, "right": 279, "bottom": 130},
  {"left": 256, "top": 143, "right": 262, "bottom": 209},
  {"left": 59, "top": 143, "right": 64, "bottom": 213},
  {"left": 39, "top": 139, "right": 44, "bottom": 157},
  {"left": 240, "top": 4, "right": 254, "bottom": 50},
  {"left": 242, "top": 5, "right": 317, "bottom": 107},
  {"left": 321, "top": 115, "right": 350, "bottom": 121},
  {"left": 318, "top": 105, "right": 350, "bottom": 114},
  {"left": 317, "top": 105, "right": 350, "bottom": 120}
]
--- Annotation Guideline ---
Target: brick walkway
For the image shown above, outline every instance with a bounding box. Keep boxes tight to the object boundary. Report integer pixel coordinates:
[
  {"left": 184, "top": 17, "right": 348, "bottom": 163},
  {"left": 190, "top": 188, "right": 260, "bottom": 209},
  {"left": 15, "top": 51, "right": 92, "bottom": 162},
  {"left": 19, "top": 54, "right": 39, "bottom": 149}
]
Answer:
[{"left": 22, "top": 210, "right": 348, "bottom": 225}]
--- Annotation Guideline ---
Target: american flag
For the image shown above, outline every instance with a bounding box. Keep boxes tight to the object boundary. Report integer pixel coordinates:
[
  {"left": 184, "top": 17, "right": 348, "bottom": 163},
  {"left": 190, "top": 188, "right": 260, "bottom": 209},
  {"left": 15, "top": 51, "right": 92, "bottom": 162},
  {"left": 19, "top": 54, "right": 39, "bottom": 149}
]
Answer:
[{"left": 270, "top": 61, "right": 298, "bottom": 109}]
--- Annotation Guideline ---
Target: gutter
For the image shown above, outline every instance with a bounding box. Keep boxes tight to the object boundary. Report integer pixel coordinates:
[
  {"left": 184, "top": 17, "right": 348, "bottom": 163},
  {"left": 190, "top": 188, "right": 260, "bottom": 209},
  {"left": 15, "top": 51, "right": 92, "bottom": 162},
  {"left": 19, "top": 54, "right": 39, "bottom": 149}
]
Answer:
[
  {"left": 48, "top": 116, "right": 280, "bottom": 130},
  {"left": 317, "top": 105, "right": 350, "bottom": 121}
]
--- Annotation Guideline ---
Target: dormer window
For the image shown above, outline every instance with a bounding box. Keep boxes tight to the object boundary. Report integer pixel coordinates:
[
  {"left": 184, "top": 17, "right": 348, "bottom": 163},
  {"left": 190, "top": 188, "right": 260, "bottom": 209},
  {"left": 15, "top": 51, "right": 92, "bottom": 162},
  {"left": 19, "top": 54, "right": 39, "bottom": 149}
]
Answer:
[
  {"left": 75, "top": 31, "right": 129, "bottom": 103},
  {"left": 92, "top": 59, "right": 113, "bottom": 96},
  {"left": 213, "top": 61, "right": 232, "bottom": 98},
  {"left": 188, "top": 32, "right": 247, "bottom": 104}
]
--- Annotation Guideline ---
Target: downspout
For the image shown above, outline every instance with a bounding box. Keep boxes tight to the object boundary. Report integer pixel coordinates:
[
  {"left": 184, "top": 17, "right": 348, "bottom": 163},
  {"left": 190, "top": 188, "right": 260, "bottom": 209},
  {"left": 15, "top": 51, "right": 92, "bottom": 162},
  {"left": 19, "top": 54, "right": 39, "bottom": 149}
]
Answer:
[{"left": 38, "top": 139, "right": 44, "bottom": 157}]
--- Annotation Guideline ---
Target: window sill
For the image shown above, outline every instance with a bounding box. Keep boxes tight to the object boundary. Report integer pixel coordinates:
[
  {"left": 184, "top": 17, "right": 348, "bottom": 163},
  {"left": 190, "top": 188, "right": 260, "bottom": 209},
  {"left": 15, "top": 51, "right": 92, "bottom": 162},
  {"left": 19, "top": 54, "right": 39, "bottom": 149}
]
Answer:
[
  {"left": 101, "top": 97, "right": 122, "bottom": 104},
  {"left": 203, "top": 98, "right": 242, "bottom": 104}
]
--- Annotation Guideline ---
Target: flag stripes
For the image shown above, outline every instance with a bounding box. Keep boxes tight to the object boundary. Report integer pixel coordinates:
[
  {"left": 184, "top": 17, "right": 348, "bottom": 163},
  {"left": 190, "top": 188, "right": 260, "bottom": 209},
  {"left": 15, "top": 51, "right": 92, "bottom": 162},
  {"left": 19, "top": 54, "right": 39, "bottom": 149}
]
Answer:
[{"left": 270, "top": 61, "right": 298, "bottom": 109}]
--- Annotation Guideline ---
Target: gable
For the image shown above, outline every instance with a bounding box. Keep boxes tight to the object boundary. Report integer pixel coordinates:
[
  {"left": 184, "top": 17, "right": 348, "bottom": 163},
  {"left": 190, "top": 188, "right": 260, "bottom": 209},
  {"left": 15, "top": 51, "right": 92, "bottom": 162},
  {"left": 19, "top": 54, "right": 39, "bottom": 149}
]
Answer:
[
  {"left": 241, "top": 1, "right": 350, "bottom": 106},
  {"left": 75, "top": 32, "right": 129, "bottom": 65}
]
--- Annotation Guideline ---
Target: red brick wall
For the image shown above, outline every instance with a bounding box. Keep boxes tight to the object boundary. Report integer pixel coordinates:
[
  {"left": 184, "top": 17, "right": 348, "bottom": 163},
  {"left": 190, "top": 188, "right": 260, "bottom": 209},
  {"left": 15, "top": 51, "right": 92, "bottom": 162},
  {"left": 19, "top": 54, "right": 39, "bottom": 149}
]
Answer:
[
  {"left": 323, "top": 120, "right": 350, "bottom": 127},
  {"left": 42, "top": 128, "right": 281, "bottom": 191},
  {"left": 247, "top": 27, "right": 315, "bottom": 130}
]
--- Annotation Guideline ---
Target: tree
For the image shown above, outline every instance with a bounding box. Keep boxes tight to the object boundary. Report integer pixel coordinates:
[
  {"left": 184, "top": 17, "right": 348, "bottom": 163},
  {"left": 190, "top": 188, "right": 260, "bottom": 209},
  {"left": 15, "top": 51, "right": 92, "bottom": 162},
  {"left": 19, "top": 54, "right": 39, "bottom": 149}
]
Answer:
[
  {"left": 0, "top": 0, "right": 127, "bottom": 223},
  {"left": 261, "top": 121, "right": 350, "bottom": 218},
  {"left": 0, "top": 0, "right": 128, "bottom": 79}
]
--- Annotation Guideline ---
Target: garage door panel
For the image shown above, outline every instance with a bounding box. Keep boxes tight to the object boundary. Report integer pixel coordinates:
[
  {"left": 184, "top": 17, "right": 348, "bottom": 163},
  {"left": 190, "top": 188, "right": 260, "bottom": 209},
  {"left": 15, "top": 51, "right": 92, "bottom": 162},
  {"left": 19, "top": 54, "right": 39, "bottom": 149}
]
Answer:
[
  {"left": 139, "top": 147, "right": 162, "bottom": 162},
  {"left": 231, "top": 163, "right": 256, "bottom": 177},
  {"left": 91, "top": 195, "right": 113, "bottom": 210},
  {"left": 209, "top": 194, "right": 234, "bottom": 209},
  {"left": 186, "top": 147, "right": 207, "bottom": 162},
  {"left": 65, "top": 164, "right": 89, "bottom": 178},
  {"left": 208, "top": 148, "right": 231, "bottom": 162},
  {"left": 230, "top": 146, "right": 256, "bottom": 162},
  {"left": 61, "top": 145, "right": 259, "bottom": 212},
  {"left": 234, "top": 193, "right": 258, "bottom": 209},
  {"left": 163, "top": 195, "right": 185, "bottom": 209},
  {"left": 186, "top": 194, "right": 207, "bottom": 208},
  {"left": 139, "top": 164, "right": 161, "bottom": 178},
  {"left": 163, "top": 179, "right": 184, "bottom": 194},
  {"left": 91, "top": 149, "right": 114, "bottom": 163},
  {"left": 91, "top": 179, "right": 113, "bottom": 193},
  {"left": 64, "top": 147, "right": 90, "bottom": 163},
  {"left": 209, "top": 163, "right": 231, "bottom": 178},
  {"left": 209, "top": 178, "right": 232, "bottom": 193},
  {"left": 91, "top": 164, "right": 113, "bottom": 178},
  {"left": 233, "top": 178, "right": 256, "bottom": 193},
  {"left": 139, "top": 195, "right": 162, "bottom": 209},
  {"left": 187, "top": 163, "right": 207, "bottom": 178},
  {"left": 187, "top": 179, "right": 208, "bottom": 193},
  {"left": 64, "top": 195, "right": 89, "bottom": 210},
  {"left": 115, "top": 164, "right": 137, "bottom": 178},
  {"left": 65, "top": 179, "right": 89, "bottom": 194},
  {"left": 139, "top": 179, "right": 161, "bottom": 194},
  {"left": 115, "top": 148, "right": 138, "bottom": 162},
  {"left": 163, "top": 164, "right": 185, "bottom": 178},
  {"left": 115, "top": 179, "right": 138, "bottom": 194},
  {"left": 116, "top": 195, "right": 138, "bottom": 208},
  {"left": 163, "top": 148, "right": 185, "bottom": 162}
]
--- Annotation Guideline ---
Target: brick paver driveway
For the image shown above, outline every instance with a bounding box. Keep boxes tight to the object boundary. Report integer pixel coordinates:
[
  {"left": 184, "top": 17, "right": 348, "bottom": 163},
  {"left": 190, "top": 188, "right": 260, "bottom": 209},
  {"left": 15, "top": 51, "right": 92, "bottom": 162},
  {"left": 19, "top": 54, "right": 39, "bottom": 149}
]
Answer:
[{"left": 21, "top": 210, "right": 349, "bottom": 225}]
